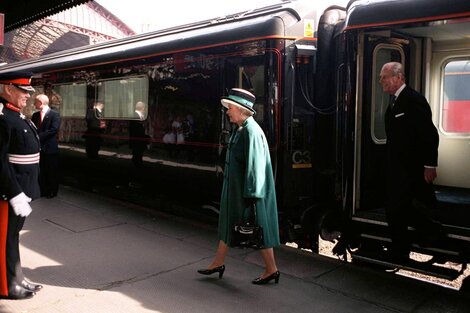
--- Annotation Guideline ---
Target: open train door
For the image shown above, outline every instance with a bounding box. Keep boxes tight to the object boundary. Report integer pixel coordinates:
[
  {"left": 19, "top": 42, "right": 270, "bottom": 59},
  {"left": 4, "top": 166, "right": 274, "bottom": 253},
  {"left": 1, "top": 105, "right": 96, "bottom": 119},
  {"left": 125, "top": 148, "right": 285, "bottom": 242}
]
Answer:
[
  {"left": 336, "top": 0, "right": 470, "bottom": 286},
  {"left": 352, "top": 32, "right": 412, "bottom": 226},
  {"left": 344, "top": 0, "right": 470, "bottom": 281},
  {"left": 347, "top": 29, "right": 469, "bottom": 280}
]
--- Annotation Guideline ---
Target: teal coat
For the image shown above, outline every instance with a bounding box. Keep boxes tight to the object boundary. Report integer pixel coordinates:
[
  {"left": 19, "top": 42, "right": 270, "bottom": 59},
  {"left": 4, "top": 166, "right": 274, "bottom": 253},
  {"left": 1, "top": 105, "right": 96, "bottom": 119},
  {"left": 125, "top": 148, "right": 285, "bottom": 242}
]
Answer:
[{"left": 218, "top": 117, "right": 280, "bottom": 248}]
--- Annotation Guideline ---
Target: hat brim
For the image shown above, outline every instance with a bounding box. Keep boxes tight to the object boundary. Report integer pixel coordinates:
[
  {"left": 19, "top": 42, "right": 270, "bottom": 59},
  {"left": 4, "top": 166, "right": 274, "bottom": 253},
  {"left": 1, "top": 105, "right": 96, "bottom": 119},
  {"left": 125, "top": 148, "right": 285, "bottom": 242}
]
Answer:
[
  {"left": 220, "top": 98, "right": 256, "bottom": 115},
  {"left": 15, "top": 85, "right": 35, "bottom": 92}
]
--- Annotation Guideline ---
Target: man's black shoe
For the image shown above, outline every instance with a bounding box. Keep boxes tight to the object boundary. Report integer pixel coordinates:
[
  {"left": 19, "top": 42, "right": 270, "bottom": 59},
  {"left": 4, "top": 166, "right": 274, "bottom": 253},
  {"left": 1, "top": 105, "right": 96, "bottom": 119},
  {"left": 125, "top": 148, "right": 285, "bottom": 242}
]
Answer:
[
  {"left": 417, "top": 227, "right": 446, "bottom": 248},
  {"left": 21, "top": 280, "right": 43, "bottom": 292},
  {"left": 381, "top": 251, "right": 409, "bottom": 272}
]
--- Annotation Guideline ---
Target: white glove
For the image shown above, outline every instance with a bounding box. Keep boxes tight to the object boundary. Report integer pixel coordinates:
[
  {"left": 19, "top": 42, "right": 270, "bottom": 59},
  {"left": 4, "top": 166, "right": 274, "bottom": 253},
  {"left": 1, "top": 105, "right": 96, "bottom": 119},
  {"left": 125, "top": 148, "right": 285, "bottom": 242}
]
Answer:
[{"left": 9, "top": 192, "right": 33, "bottom": 217}]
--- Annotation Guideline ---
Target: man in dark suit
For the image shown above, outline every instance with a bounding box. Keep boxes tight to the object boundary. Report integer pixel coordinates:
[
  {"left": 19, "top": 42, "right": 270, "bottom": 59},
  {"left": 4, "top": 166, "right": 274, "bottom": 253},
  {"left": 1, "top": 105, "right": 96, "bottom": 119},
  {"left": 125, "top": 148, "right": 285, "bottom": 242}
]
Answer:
[
  {"left": 84, "top": 101, "right": 106, "bottom": 159},
  {"left": 129, "top": 101, "right": 149, "bottom": 167},
  {"left": 241, "top": 64, "right": 257, "bottom": 93},
  {"left": 0, "top": 71, "right": 42, "bottom": 300},
  {"left": 380, "top": 62, "right": 441, "bottom": 261},
  {"left": 32, "top": 94, "right": 61, "bottom": 198}
]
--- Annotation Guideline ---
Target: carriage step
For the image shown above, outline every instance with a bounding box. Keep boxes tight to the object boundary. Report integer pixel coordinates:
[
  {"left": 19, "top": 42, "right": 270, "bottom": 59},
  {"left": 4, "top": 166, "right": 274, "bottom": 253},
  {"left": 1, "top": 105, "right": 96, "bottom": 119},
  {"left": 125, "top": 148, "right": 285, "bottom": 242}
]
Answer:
[{"left": 352, "top": 252, "right": 461, "bottom": 280}]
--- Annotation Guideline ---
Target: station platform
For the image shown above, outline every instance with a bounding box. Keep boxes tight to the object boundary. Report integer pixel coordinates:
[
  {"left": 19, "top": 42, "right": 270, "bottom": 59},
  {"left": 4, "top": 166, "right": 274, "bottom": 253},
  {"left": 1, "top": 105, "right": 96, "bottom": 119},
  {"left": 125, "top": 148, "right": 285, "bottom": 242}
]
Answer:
[{"left": 1, "top": 186, "right": 469, "bottom": 313}]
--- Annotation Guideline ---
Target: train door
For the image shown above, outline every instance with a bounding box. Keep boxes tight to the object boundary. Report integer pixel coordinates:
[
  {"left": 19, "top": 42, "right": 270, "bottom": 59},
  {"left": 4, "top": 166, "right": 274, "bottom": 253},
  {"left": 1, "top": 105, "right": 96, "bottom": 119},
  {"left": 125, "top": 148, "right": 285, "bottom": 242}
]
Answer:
[
  {"left": 355, "top": 30, "right": 470, "bottom": 236},
  {"left": 353, "top": 32, "right": 412, "bottom": 221}
]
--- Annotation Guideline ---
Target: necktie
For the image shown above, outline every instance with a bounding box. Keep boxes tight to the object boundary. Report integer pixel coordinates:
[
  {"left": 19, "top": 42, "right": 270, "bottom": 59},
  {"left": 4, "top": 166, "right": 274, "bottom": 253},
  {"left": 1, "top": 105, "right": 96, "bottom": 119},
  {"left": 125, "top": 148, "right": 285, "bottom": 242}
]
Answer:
[
  {"left": 38, "top": 111, "right": 43, "bottom": 128},
  {"left": 390, "top": 95, "right": 396, "bottom": 108}
]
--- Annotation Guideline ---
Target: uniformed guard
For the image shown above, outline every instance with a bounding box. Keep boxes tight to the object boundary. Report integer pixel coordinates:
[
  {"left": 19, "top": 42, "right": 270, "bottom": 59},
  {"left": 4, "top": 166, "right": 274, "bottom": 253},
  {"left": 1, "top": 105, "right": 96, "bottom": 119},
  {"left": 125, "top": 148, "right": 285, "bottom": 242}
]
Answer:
[{"left": 0, "top": 71, "right": 43, "bottom": 300}]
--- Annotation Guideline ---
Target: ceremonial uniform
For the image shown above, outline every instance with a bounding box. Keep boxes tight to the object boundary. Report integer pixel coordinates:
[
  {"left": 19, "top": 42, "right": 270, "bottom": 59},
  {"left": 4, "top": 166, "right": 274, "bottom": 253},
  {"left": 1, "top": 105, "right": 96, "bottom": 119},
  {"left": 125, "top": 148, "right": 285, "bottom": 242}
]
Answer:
[{"left": 0, "top": 72, "right": 42, "bottom": 299}]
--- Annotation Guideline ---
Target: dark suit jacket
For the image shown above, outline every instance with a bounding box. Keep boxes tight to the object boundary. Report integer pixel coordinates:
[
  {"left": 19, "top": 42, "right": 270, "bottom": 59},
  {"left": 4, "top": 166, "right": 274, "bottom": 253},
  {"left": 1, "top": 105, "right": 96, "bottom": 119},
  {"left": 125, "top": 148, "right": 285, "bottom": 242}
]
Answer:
[
  {"left": 384, "top": 85, "right": 439, "bottom": 202},
  {"left": 32, "top": 108, "right": 61, "bottom": 154},
  {"left": 85, "top": 108, "right": 103, "bottom": 133},
  {"left": 129, "top": 112, "right": 148, "bottom": 149}
]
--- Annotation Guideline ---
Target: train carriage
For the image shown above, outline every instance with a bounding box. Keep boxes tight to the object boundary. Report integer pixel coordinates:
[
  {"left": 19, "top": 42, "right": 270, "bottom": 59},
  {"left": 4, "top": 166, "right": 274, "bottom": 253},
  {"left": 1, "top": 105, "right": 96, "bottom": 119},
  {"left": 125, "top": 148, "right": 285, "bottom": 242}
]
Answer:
[
  {"left": 1, "top": 0, "right": 469, "bottom": 285},
  {"left": 0, "top": 1, "right": 323, "bottom": 249},
  {"left": 318, "top": 0, "right": 470, "bottom": 282}
]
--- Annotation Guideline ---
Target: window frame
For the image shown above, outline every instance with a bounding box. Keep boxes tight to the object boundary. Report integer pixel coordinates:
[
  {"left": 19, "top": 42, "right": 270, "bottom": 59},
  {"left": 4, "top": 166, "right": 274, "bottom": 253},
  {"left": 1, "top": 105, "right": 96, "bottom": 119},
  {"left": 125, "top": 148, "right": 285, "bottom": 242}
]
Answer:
[
  {"left": 370, "top": 44, "right": 405, "bottom": 144},
  {"left": 53, "top": 81, "right": 87, "bottom": 118},
  {"left": 95, "top": 75, "right": 149, "bottom": 120},
  {"left": 439, "top": 57, "right": 470, "bottom": 137}
]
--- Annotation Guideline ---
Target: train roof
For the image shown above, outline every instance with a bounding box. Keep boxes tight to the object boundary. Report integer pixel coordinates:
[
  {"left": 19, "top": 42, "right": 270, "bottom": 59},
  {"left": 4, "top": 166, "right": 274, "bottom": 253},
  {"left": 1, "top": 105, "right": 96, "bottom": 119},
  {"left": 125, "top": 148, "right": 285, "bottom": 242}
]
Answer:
[
  {"left": 345, "top": 0, "right": 470, "bottom": 30},
  {"left": 0, "top": 1, "right": 316, "bottom": 75}
]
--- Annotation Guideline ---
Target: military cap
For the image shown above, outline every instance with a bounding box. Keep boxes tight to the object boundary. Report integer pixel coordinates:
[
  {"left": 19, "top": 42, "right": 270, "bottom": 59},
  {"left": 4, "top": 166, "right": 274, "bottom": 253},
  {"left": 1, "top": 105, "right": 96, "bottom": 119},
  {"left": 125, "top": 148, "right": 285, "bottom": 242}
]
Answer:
[{"left": 0, "top": 70, "right": 35, "bottom": 92}]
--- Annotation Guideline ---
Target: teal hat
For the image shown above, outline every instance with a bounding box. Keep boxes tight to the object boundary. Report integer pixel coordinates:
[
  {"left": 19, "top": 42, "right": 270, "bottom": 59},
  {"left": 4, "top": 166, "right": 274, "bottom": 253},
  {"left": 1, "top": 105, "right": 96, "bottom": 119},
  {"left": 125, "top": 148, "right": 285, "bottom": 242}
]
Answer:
[{"left": 220, "top": 88, "right": 256, "bottom": 115}]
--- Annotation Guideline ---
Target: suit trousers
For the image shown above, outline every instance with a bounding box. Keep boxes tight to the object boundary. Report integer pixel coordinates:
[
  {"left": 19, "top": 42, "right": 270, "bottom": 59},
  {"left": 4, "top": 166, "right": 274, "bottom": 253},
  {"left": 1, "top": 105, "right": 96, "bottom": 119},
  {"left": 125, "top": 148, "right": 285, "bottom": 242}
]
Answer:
[
  {"left": 39, "top": 153, "right": 60, "bottom": 196},
  {"left": 386, "top": 181, "right": 440, "bottom": 257}
]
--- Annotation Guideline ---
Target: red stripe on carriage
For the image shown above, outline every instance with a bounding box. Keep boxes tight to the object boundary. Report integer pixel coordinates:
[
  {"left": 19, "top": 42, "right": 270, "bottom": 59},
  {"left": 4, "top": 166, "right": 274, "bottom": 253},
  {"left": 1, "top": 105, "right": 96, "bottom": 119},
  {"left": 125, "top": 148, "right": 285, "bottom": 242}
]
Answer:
[{"left": 0, "top": 200, "right": 8, "bottom": 296}]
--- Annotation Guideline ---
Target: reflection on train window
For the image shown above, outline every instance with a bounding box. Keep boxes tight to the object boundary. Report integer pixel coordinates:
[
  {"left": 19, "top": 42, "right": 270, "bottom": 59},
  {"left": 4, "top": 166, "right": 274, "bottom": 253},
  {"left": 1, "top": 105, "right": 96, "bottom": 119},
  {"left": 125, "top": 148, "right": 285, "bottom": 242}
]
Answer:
[
  {"left": 96, "top": 76, "right": 149, "bottom": 119},
  {"left": 371, "top": 45, "right": 404, "bottom": 144},
  {"left": 441, "top": 60, "right": 470, "bottom": 134},
  {"left": 54, "top": 82, "right": 87, "bottom": 117},
  {"left": 221, "top": 62, "right": 266, "bottom": 132},
  {"left": 223, "top": 53, "right": 276, "bottom": 144},
  {"left": 238, "top": 64, "right": 265, "bottom": 124},
  {"left": 150, "top": 52, "right": 220, "bottom": 147}
]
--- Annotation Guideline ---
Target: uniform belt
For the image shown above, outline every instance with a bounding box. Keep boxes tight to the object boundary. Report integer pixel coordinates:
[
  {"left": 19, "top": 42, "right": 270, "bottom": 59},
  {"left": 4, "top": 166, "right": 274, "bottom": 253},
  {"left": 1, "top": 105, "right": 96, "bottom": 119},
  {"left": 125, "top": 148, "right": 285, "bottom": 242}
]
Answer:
[{"left": 8, "top": 153, "right": 40, "bottom": 164}]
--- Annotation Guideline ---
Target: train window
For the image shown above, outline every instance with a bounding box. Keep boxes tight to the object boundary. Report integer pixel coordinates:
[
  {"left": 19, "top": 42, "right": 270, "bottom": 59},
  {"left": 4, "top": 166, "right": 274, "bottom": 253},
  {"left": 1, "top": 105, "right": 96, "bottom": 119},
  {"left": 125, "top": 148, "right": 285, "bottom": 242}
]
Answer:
[
  {"left": 237, "top": 64, "right": 265, "bottom": 124},
  {"left": 371, "top": 45, "right": 404, "bottom": 144},
  {"left": 223, "top": 52, "right": 276, "bottom": 144},
  {"left": 96, "top": 75, "right": 149, "bottom": 119},
  {"left": 440, "top": 59, "right": 470, "bottom": 135},
  {"left": 54, "top": 82, "right": 87, "bottom": 117},
  {"left": 150, "top": 52, "right": 221, "bottom": 147}
]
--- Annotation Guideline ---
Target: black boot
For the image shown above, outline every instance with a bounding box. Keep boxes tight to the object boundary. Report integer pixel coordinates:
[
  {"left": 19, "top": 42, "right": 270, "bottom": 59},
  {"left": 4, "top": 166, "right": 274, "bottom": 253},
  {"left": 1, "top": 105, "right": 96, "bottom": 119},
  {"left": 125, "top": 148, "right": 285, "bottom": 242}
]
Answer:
[
  {"left": 1, "top": 284, "right": 35, "bottom": 300},
  {"left": 21, "top": 279, "right": 43, "bottom": 292}
]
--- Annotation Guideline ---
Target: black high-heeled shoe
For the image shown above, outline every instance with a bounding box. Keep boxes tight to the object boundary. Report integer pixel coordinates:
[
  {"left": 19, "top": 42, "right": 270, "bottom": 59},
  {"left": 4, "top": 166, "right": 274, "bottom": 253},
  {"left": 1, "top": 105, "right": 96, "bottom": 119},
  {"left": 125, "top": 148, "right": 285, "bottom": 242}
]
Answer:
[
  {"left": 252, "top": 271, "right": 280, "bottom": 285},
  {"left": 197, "top": 265, "right": 225, "bottom": 279}
]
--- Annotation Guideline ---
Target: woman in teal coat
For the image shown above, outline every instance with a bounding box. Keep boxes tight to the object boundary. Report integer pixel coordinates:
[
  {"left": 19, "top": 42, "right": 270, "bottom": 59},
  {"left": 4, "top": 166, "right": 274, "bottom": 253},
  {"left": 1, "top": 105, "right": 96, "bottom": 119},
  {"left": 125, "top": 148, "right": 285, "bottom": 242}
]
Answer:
[{"left": 198, "top": 88, "right": 280, "bottom": 285}]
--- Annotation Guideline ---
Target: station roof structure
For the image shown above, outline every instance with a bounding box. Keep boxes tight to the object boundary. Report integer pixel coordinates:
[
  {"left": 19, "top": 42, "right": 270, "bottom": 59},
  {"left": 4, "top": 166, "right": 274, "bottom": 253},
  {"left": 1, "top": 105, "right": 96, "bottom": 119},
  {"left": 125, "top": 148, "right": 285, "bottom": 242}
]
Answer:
[
  {"left": 1, "top": 0, "right": 91, "bottom": 32},
  {"left": 0, "top": 0, "right": 135, "bottom": 63}
]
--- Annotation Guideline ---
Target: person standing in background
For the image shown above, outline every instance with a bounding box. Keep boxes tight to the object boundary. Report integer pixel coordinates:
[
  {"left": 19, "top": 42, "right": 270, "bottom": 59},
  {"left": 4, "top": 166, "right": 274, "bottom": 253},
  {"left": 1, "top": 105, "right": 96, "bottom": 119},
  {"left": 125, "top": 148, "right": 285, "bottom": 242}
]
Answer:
[
  {"left": 32, "top": 94, "right": 61, "bottom": 198},
  {"left": 84, "top": 101, "right": 106, "bottom": 159},
  {"left": 0, "top": 71, "right": 43, "bottom": 299},
  {"left": 129, "top": 101, "right": 150, "bottom": 167},
  {"left": 241, "top": 64, "right": 257, "bottom": 93}
]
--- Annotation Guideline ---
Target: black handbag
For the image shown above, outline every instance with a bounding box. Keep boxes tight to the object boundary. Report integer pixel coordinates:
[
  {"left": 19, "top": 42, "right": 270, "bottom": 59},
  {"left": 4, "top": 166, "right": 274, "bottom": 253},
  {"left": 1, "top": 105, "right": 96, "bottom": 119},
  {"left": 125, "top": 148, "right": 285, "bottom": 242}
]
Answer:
[{"left": 231, "top": 203, "right": 264, "bottom": 249}]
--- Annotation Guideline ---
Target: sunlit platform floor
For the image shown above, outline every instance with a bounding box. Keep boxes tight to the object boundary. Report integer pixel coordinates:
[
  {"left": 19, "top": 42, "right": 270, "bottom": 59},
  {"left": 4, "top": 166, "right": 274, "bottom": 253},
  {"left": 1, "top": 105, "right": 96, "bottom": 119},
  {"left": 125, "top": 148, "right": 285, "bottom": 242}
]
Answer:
[{"left": 1, "top": 186, "right": 469, "bottom": 313}]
